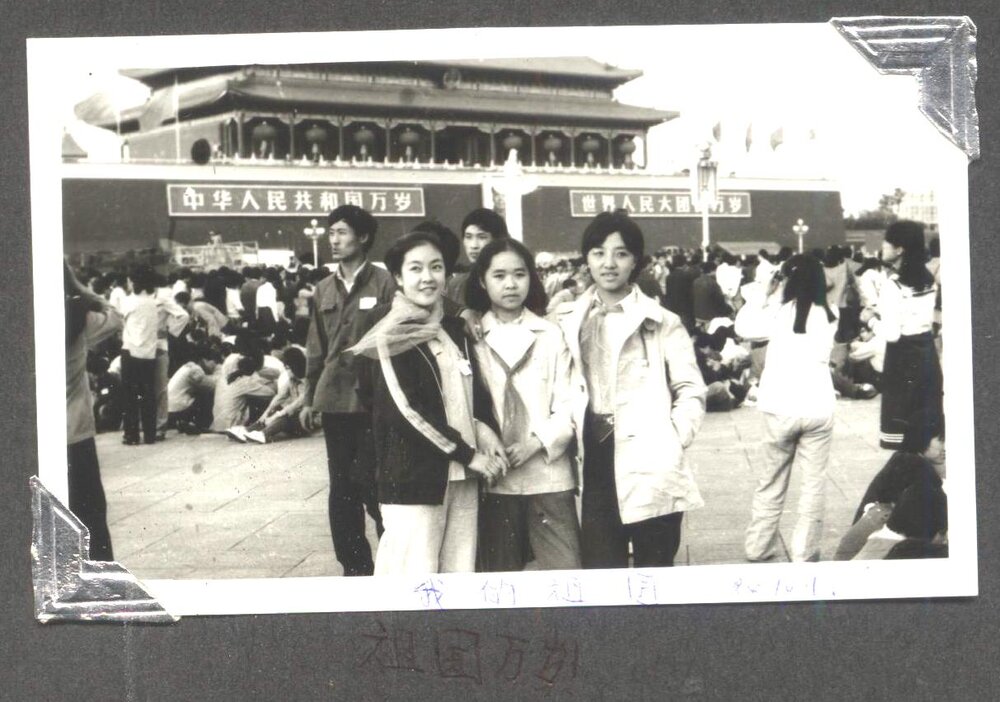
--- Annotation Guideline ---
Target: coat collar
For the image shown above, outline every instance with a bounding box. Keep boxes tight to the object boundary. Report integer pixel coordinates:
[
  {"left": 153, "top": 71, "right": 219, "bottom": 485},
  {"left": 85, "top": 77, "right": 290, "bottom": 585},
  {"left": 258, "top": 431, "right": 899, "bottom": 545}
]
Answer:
[
  {"left": 480, "top": 308, "right": 550, "bottom": 335},
  {"left": 333, "top": 259, "right": 370, "bottom": 289},
  {"left": 563, "top": 285, "right": 664, "bottom": 360},
  {"left": 578, "top": 285, "right": 663, "bottom": 324}
]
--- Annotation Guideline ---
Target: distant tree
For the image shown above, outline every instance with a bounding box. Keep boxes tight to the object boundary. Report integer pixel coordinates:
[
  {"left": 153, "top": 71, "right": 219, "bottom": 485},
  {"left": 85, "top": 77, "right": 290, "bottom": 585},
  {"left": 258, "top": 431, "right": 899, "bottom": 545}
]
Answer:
[
  {"left": 844, "top": 188, "right": 906, "bottom": 230},
  {"left": 878, "top": 188, "right": 906, "bottom": 218}
]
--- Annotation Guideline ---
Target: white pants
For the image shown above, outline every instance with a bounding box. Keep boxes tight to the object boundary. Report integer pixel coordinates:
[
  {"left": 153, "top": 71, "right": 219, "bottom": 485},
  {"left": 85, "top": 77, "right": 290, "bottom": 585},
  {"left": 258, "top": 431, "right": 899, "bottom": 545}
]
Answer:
[
  {"left": 374, "top": 479, "right": 478, "bottom": 576},
  {"left": 745, "top": 412, "right": 834, "bottom": 562}
]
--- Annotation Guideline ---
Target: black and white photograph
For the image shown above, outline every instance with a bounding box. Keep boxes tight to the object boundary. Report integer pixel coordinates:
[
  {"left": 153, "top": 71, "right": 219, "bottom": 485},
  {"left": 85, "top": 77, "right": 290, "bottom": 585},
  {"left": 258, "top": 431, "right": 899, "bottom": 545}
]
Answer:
[{"left": 28, "top": 22, "right": 976, "bottom": 615}]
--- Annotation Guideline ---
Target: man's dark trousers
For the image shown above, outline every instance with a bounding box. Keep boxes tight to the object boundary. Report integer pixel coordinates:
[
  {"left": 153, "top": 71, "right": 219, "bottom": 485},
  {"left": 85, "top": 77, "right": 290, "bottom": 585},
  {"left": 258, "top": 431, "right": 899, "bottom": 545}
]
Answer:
[{"left": 322, "top": 412, "right": 383, "bottom": 576}]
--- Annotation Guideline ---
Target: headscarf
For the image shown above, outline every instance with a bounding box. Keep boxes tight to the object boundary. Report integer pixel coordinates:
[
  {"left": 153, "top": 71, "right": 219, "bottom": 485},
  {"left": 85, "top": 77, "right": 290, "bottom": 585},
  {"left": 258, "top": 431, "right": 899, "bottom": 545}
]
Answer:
[{"left": 348, "top": 290, "right": 443, "bottom": 359}]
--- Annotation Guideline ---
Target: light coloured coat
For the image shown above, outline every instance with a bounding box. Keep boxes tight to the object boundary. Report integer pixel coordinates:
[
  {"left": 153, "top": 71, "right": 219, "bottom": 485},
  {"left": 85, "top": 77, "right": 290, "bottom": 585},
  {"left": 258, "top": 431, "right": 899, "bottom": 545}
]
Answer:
[
  {"left": 559, "top": 286, "right": 707, "bottom": 524},
  {"left": 472, "top": 310, "right": 579, "bottom": 495}
]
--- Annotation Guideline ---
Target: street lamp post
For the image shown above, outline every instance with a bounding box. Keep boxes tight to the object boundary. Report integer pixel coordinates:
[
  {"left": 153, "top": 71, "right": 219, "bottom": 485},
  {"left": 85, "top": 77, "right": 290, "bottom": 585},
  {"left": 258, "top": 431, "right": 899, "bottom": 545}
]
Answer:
[
  {"left": 303, "top": 218, "right": 326, "bottom": 267},
  {"left": 793, "top": 218, "right": 810, "bottom": 254},
  {"left": 693, "top": 143, "right": 718, "bottom": 253}
]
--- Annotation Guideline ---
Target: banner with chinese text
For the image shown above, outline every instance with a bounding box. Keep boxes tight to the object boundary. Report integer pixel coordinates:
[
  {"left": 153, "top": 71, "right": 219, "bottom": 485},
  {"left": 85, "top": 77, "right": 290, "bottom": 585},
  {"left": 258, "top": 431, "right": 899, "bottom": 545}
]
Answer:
[
  {"left": 569, "top": 190, "right": 752, "bottom": 218},
  {"left": 167, "top": 184, "right": 426, "bottom": 217}
]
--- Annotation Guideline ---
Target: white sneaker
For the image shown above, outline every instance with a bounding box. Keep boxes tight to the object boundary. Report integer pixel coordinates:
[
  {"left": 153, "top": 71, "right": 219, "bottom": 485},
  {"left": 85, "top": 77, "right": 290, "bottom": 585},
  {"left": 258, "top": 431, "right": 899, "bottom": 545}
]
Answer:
[
  {"left": 225, "top": 426, "right": 248, "bottom": 443},
  {"left": 245, "top": 430, "right": 267, "bottom": 444}
]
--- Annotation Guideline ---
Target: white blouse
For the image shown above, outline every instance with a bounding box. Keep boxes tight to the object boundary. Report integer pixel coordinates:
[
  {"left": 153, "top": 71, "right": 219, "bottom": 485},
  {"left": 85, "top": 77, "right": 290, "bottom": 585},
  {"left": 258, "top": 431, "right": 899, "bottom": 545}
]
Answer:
[
  {"left": 871, "top": 276, "right": 937, "bottom": 343},
  {"left": 756, "top": 301, "right": 838, "bottom": 420}
]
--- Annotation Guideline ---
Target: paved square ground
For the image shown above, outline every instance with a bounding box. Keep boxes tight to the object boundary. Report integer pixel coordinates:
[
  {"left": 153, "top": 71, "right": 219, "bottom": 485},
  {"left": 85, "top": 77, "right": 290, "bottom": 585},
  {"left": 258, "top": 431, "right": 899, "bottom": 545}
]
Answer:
[{"left": 97, "top": 399, "right": 886, "bottom": 580}]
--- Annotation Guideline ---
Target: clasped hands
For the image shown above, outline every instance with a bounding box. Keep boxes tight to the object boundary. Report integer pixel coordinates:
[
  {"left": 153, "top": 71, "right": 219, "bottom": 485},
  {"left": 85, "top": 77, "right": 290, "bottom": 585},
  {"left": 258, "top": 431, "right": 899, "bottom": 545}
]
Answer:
[{"left": 470, "top": 422, "right": 542, "bottom": 486}]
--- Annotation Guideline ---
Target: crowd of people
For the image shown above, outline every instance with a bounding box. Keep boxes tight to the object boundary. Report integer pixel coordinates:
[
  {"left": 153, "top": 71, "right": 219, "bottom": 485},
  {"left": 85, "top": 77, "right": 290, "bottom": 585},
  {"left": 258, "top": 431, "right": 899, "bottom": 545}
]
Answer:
[{"left": 64, "top": 204, "right": 947, "bottom": 571}]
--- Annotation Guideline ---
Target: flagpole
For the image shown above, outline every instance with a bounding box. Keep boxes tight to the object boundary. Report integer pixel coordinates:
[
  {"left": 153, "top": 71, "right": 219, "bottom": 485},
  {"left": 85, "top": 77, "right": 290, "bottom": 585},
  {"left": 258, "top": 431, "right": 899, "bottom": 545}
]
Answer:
[{"left": 173, "top": 74, "right": 181, "bottom": 163}]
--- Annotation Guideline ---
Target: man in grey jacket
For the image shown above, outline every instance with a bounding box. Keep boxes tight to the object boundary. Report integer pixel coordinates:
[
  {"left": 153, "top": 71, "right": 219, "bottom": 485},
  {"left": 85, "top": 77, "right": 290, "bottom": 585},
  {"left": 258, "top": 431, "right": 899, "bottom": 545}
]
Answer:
[{"left": 301, "top": 205, "right": 396, "bottom": 576}]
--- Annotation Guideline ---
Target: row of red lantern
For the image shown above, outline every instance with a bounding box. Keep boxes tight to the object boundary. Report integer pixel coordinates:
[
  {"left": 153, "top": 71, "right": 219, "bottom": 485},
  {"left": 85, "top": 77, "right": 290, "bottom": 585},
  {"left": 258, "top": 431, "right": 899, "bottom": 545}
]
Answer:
[
  {"left": 250, "top": 121, "right": 637, "bottom": 166},
  {"left": 252, "top": 122, "right": 635, "bottom": 152}
]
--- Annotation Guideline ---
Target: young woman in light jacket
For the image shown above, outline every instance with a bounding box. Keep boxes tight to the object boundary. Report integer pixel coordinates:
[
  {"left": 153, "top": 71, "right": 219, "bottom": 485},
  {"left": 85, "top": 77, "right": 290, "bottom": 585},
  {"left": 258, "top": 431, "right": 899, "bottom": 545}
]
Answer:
[
  {"left": 743, "top": 254, "right": 838, "bottom": 562},
  {"left": 559, "top": 211, "right": 707, "bottom": 569},
  {"left": 465, "top": 238, "right": 582, "bottom": 571}
]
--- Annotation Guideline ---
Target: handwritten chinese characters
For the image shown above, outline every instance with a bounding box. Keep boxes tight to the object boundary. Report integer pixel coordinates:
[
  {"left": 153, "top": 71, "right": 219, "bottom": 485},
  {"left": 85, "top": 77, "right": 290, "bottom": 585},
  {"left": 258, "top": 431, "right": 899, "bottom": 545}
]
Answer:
[
  {"left": 359, "top": 620, "right": 580, "bottom": 688},
  {"left": 167, "top": 184, "right": 425, "bottom": 217},
  {"left": 570, "top": 189, "right": 752, "bottom": 218}
]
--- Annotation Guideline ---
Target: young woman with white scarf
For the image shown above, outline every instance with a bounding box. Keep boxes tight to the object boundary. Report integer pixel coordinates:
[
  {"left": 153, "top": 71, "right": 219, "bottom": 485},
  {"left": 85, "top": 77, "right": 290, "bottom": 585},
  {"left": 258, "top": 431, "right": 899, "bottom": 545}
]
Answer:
[{"left": 351, "top": 230, "right": 507, "bottom": 575}]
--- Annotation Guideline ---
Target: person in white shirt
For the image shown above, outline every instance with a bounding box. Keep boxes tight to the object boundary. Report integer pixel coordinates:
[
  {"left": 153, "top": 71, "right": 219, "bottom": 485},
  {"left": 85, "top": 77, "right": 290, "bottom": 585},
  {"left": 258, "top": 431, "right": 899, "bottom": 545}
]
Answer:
[
  {"left": 871, "top": 220, "right": 943, "bottom": 451},
  {"left": 167, "top": 350, "right": 220, "bottom": 433},
  {"left": 237, "top": 347, "right": 311, "bottom": 444},
  {"left": 255, "top": 267, "right": 281, "bottom": 334},
  {"left": 105, "top": 272, "right": 129, "bottom": 313},
  {"left": 716, "top": 252, "right": 743, "bottom": 302},
  {"left": 154, "top": 276, "right": 191, "bottom": 437},
  {"left": 744, "top": 254, "right": 838, "bottom": 562},
  {"left": 224, "top": 269, "right": 245, "bottom": 323},
  {"left": 211, "top": 352, "right": 277, "bottom": 433},
  {"left": 465, "top": 238, "right": 582, "bottom": 571},
  {"left": 120, "top": 266, "right": 161, "bottom": 444}
]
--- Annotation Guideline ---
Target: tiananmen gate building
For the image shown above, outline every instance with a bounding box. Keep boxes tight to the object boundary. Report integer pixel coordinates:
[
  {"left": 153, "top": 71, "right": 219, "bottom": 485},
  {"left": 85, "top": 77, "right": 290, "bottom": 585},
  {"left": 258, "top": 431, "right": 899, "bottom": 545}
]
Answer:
[{"left": 66, "top": 58, "right": 845, "bottom": 264}]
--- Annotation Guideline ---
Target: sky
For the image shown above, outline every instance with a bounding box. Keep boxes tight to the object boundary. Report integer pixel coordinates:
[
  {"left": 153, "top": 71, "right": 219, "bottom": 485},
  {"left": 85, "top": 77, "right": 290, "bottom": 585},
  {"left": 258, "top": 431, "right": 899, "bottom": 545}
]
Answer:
[{"left": 50, "top": 23, "right": 956, "bottom": 216}]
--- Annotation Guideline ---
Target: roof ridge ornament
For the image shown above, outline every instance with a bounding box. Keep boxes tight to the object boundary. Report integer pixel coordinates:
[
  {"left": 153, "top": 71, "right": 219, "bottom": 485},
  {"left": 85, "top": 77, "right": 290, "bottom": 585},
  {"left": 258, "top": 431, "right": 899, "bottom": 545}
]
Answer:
[{"left": 831, "top": 16, "right": 979, "bottom": 160}]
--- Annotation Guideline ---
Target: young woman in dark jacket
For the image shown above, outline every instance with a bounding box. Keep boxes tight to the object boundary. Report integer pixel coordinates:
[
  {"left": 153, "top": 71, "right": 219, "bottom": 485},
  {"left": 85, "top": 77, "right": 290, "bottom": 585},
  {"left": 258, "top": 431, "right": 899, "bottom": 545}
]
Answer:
[{"left": 352, "top": 230, "right": 506, "bottom": 575}]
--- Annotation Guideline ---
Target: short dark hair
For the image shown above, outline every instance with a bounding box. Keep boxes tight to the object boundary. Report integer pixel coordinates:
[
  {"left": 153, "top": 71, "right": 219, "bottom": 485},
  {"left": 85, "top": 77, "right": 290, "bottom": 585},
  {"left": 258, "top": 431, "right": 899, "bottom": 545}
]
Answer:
[
  {"left": 128, "top": 265, "right": 157, "bottom": 294},
  {"left": 465, "top": 238, "right": 548, "bottom": 316},
  {"left": 384, "top": 230, "right": 446, "bottom": 277},
  {"left": 281, "top": 346, "right": 306, "bottom": 379},
  {"left": 329, "top": 204, "right": 377, "bottom": 252},
  {"left": 580, "top": 211, "right": 644, "bottom": 282},
  {"left": 460, "top": 208, "right": 509, "bottom": 239},
  {"left": 413, "top": 220, "right": 460, "bottom": 275}
]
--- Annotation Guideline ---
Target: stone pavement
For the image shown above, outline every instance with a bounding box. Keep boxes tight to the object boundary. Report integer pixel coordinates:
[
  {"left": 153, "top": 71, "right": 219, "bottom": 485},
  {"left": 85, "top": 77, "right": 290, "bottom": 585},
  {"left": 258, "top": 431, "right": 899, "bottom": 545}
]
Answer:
[{"left": 98, "top": 399, "right": 886, "bottom": 580}]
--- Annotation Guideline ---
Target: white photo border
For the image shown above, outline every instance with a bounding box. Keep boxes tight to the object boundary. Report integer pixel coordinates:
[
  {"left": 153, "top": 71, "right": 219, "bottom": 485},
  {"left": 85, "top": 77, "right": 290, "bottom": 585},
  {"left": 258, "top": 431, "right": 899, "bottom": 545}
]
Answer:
[{"left": 28, "top": 24, "right": 978, "bottom": 617}]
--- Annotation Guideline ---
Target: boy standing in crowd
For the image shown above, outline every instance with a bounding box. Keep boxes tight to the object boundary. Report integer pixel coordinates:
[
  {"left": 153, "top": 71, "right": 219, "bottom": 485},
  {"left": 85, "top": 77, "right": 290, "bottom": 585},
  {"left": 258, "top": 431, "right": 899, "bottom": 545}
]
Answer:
[
  {"left": 120, "top": 266, "right": 161, "bottom": 445},
  {"left": 301, "top": 205, "right": 396, "bottom": 576}
]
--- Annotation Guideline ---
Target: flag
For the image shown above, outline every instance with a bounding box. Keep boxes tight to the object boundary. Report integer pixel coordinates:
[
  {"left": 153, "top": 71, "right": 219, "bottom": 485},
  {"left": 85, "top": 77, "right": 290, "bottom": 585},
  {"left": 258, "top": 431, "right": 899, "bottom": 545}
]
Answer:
[
  {"left": 770, "top": 127, "right": 784, "bottom": 150},
  {"left": 745, "top": 124, "right": 753, "bottom": 152},
  {"left": 712, "top": 121, "right": 721, "bottom": 142},
  {"left": 172, "top": 74, "right": 181, "bottom": 162}
]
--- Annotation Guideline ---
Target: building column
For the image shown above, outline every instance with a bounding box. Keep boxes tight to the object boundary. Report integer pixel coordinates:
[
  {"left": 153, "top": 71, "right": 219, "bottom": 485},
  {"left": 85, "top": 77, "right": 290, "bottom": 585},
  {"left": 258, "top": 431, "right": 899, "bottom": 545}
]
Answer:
[
  {"left": 529, "top": 128, "right": 538, "bottom": 166},
  {"left": 289, "top": 113, "right": 297, "bottom": 160},
  {"left": 429, "top": 122, "right": 437, "bottom": 163},
  {"left": 236, "top": 112, "right": 245, "bottom": 158},
  {"left": 337, "top": 118, "right": 345, "bottom": 160},
  {"left": 383, "top": 120, "right": 393, "bottom": 162},
  {"left": 605, "top": 131, "right": 615, "bottom": 168},
  {"left": 489, "top": 124, "right": 497, "bottom": 166}
]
